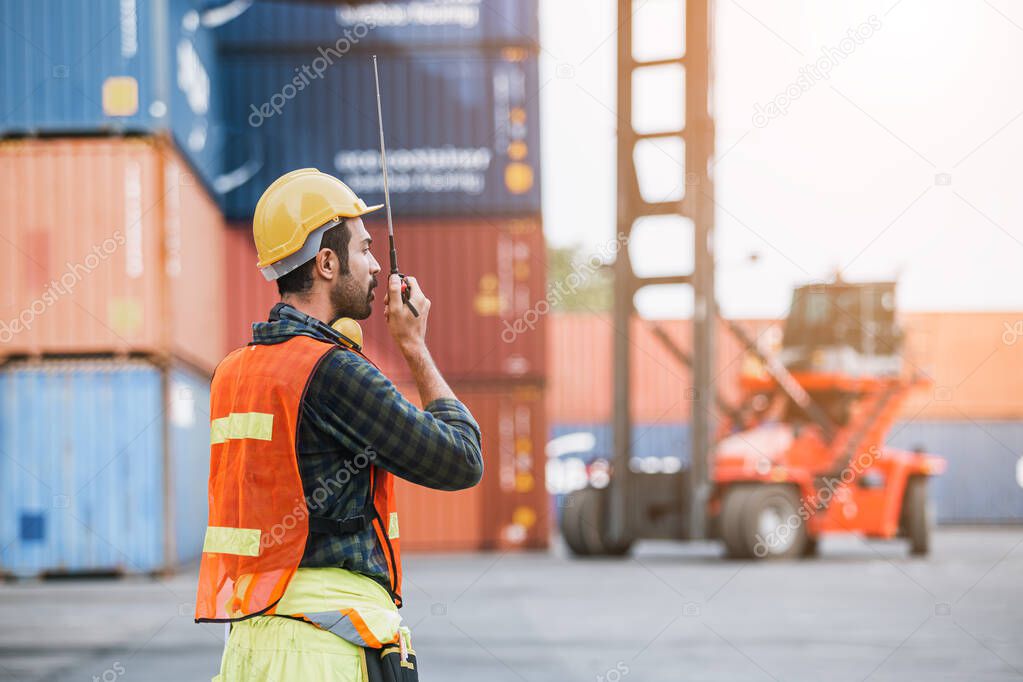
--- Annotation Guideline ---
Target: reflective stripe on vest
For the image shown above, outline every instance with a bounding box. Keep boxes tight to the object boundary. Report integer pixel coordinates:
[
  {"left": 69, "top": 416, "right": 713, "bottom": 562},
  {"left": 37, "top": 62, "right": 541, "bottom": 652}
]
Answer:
[
  {"left": 209, "top": 412, "right": 274, "bottom": 444},
  {"left": 194, "top": 335, "right": 404, "bottom": 623},
  {"left": 202, "top": 526, "right": 261, "bottom": 556}
]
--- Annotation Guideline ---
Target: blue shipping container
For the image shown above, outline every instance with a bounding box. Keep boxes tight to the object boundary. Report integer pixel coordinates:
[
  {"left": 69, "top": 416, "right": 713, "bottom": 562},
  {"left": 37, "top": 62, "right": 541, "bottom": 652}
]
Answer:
[
  {"left": 0, "top": 0, "right": 223, "bottom": 191},
  {"left": 214, "top": 0, "right": 539, "bottom": 51},
  {"left": 0, "top": 360, "right": 211, "bottom": 577},
  {"left": 550, "top": 420, "right": 1023, "bottom": 524},
  {"left": 549, "top": 422, "right": 692, "bottom": 465},
  {"left": 887, "top": 420, "right": 1023, "bottom": 523},
  {"left": 221, "top": 50, "right": 541, "bottom": 217}
]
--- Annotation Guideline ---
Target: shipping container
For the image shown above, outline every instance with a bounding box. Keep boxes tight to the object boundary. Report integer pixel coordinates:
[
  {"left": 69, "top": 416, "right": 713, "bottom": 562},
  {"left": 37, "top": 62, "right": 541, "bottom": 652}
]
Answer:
[
  {"left": 394, "top": 380, "right": 548, "bottom": 551},
  {"left": 0, "top": 138, "right": 226, "bottom": 374},
  {"left": 215, "top": 0, "right": 539, "bottom": 51},
  {"left": 901, "top": 312, "right": 1023, "bottom": 419},
  {"left": 0, "top": 359, "right": 210, "bottom": 577},
  {"left": 364, "top": 218, "right": 545, "bottom": 382},
  {"left": 547, "top": 314, "right": 778, "bottom": 423},
  {"left": 393, "top": 477, "right": 486, "bottom": 552},
  {"left": 223, "top": 225, "right": 280, "bottom": 352},
  {"left": 887, "top": 420, "right": 1023, "bottom": 523},
  {"left": 546, "top": 422, "right": 692, "bottom": 523},
  {"left": 549, "top": 422, "right": 692, "bottom": 464},
  {"left": 0, "top": 0, "right": 223, "bottom": 191},
  {"left": 547, "top": 312, "right": 1023, "bottom": 423},
  {"left": 220, "top": 50, "right": 541, "bottom": 217},
  {"left": 225, "top": 217, "right": 546, "bottom": 381}
]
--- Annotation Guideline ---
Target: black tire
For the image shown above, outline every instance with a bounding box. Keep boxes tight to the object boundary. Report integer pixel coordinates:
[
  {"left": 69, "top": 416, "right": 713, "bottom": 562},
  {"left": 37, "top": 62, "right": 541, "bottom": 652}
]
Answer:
[
  {"left": 560, "top": 489, "right": 592, "bottom": 556},
  {"left": 561, "top": 487, "right": 633, "bottom": 557},
  {"left": 720, "top": 485, "right": 755, "bottom": 559},
  {"left": 901, "top": 476, "right": 932, "bottom": 556},
  {"left": 736, "top": 485, "right": 807, "bottom": 560},
  {"left": 580, "top": 486, "right": 633, "bottom": 556}
]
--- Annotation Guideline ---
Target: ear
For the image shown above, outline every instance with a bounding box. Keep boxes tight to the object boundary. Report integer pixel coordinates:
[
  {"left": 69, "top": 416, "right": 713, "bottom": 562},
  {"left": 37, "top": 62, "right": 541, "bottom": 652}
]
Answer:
[{"left": 314, "top": 248, "right": 338, "bottom": 282}]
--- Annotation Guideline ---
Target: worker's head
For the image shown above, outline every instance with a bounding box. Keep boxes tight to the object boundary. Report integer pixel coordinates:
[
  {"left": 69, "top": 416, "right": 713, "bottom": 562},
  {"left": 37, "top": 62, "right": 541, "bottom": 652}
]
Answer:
[
  {"left": 275, "top": 217, "right": 381, "bottom": 320},
  {"left": 253, "top": 168, "right": 383, "bottom": 321}
]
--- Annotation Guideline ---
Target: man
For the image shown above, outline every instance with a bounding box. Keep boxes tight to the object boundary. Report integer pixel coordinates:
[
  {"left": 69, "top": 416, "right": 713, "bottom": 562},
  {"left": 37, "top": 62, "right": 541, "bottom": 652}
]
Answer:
[{"left": 195, "top": 168, "right": 483, "bottom": 680}]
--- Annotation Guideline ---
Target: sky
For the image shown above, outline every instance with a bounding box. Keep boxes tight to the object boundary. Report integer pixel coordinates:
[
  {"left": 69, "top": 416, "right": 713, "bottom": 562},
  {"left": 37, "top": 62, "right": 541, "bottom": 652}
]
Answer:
[{"left": 537, "top": 0, "right": 1023, "bottom": 318}]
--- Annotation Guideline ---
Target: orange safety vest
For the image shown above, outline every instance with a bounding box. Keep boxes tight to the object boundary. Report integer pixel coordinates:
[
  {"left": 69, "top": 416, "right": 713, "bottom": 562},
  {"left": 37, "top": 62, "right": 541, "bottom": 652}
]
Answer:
[{"left": 195, "top": 335, "right": 403, "bottom": 623}]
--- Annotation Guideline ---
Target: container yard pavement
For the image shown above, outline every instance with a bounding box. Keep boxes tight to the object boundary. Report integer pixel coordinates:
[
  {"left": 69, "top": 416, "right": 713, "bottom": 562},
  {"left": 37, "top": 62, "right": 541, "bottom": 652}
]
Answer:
[{"left": 3, "top": 527, "right": 1021, "bottom": 682}]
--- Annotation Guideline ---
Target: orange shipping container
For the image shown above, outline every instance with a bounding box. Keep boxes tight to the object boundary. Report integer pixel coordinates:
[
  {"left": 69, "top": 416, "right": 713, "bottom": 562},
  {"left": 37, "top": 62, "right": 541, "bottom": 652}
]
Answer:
[
  {"left": 901, "top": 311, "right": 1023, "bottom": 419},
  {"left": 393, "top": 380, "right": 548, "bottom": 552},
  {"left": 548, "top": 312, "right": 1023, "bottom": 424},
  {"left": 547, "top": 314, "right": 778, "bottom": 423},
  {"left": 0, "top": 138, "right": 225, "bottom": 374}
]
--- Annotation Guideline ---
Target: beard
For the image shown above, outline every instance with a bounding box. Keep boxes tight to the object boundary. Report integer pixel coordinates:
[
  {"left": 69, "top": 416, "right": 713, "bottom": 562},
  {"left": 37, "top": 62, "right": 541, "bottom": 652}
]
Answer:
[{"left": 330, "top": 274, "right": 376, "bottom": 321}]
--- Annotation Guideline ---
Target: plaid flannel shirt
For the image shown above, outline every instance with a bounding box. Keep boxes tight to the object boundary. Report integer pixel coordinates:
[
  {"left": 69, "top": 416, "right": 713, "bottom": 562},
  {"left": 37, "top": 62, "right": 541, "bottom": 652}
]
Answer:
[{"left": 250, "top": 303, "right": 483, "bottom": 593}]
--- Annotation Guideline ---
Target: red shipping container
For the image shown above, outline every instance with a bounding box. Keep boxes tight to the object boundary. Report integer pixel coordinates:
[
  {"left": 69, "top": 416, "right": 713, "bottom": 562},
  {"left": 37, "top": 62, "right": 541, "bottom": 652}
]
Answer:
[
  {"left": 223, "top": 226, "right": 280, "bottom": 352},
  {"left": 0, "top": 138, "right": 225, "bottom": 374},
  {"left": 224, "top": 217, "right": 546, "bottom": 381},
  {"left": 393, "top": 380, "right": 548, "bottom": 552},
  {"left": 363, "top": 218, "right": 546, "bottom": 382}
]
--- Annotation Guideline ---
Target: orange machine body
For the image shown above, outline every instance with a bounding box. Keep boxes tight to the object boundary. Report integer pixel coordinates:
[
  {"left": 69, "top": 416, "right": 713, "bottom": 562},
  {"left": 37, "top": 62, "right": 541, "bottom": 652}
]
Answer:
[{"left": 711, "top": 372, "right": 945, "bottom": 540}]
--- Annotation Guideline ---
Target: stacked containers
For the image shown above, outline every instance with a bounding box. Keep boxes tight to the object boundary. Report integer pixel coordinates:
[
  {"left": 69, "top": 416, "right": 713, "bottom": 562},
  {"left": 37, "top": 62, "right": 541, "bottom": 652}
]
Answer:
[
  {"left": 213, "top": 0, "right": 539, "bottom": 50},
  {"left": 0, "top": 0, "right": 223, "bottom": 191},
  {"left": 894, "top": 312, "right": 1023, "bottom": 523},
  {"left": 547, "top": 312, "right": 1023, "bottom": 524},
  {"left": 217, "top": 0, "right": 547, "bottom": 551},
  {"left": 0, "top": 1, "right": 227, "bottom": 576},
  {"left": 219, "top": 49, "right": 541, "bottom": 218}
]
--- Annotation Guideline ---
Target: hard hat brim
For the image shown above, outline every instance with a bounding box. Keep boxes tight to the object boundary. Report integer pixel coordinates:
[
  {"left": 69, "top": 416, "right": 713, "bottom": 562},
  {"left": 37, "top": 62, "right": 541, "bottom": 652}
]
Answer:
[{"left": 353, "top": 203, "right": 384, "bottom": 216}]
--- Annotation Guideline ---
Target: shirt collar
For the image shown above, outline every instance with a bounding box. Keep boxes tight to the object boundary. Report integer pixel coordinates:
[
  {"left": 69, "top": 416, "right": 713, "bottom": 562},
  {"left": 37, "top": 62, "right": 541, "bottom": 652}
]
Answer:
[{"left": 253, "top": 302, "right": 362, "bottom": 351}]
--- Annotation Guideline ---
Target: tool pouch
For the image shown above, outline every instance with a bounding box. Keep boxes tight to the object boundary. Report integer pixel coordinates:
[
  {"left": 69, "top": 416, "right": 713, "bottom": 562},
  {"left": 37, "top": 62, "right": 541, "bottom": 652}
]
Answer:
[{"left": 362, "top": 643, "right": 418, "bottom": 682}]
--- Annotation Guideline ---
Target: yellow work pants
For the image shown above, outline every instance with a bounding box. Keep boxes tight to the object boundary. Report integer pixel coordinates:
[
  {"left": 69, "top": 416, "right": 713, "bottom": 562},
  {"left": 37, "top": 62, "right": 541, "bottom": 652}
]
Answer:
[{"left": 214, "top": 615, "right": 366, "bottom": 682}]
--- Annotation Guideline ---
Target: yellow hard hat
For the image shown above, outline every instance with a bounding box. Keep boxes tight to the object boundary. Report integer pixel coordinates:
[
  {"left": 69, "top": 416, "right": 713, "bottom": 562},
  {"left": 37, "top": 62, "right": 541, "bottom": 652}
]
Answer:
[{"left": 253, "top": 168, "right": 382, "bottom": 281}]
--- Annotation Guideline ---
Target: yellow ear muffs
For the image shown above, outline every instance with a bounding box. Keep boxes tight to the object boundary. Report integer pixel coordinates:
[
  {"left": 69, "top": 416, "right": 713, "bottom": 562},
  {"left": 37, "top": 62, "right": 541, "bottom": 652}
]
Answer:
[{"left": 331, "top": 317, "right": 364, "bottom": 350}]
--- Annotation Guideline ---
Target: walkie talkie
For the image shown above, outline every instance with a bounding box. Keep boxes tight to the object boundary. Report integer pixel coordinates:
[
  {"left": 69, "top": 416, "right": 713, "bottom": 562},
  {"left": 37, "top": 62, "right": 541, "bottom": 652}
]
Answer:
[{"left": 372, "top": 55, "right": 418, "bottom": 318}]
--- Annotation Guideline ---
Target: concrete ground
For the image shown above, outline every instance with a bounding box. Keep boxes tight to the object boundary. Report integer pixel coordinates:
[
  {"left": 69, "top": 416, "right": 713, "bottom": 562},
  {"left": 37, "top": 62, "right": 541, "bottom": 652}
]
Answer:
[{"left": 1, "top": 527, "right": 1020, "bottom": 682}]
